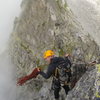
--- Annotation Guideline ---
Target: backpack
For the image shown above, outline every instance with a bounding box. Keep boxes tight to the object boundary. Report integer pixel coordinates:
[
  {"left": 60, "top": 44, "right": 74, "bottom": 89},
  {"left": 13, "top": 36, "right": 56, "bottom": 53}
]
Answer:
[{"left": 54, "top": 58, "right": 72, "bottom": 85}]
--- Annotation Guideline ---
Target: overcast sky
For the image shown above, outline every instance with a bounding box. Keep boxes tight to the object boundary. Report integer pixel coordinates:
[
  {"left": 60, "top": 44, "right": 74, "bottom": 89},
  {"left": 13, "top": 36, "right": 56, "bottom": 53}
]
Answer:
[
  {"left": 0, "top": 1, "right": 22, "bottom": 100},
  {"left": 0, "top": 0, "right": 22, "bottom": 53}
]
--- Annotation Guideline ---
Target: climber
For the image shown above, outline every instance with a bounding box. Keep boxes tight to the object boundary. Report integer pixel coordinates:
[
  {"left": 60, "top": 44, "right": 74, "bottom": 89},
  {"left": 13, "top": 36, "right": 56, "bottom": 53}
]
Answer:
[
  {"left": 39, "top": 50, "right": 72, "bottom": 100},
  {"left": 17, "top": 50, "right": 72, "bottom": 100}
]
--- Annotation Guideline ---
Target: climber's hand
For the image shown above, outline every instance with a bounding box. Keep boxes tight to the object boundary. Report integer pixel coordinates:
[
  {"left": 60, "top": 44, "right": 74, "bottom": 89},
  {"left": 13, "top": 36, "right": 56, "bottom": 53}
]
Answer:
[
  {"left": 65, "top": 54, "right": 70, "bottom": 57},
  {"left": 36, "top": 67, "right": 41, "bottom": 72}
]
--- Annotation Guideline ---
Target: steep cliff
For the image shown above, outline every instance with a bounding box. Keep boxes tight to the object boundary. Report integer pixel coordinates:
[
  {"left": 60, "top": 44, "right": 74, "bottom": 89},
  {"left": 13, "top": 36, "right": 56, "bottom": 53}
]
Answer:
[{"left": 10, "top": 0, "right": 100, "bottom": 100}]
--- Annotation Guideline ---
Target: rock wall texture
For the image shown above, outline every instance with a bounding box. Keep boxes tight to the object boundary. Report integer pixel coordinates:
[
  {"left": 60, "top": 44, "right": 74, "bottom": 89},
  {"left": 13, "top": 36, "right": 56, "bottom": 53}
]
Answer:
[
  {"left": 66, "top": 66, "right": 96, "bottom": 100},
  {"left": 10, "top": 0, "right": 100, "bottom": 100}
]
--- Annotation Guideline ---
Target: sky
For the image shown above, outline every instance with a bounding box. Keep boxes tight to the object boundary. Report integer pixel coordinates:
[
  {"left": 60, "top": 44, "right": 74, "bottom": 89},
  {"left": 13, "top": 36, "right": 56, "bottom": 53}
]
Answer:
[{"left": 0, "top": 0, "right": 22, "bottom": 53}]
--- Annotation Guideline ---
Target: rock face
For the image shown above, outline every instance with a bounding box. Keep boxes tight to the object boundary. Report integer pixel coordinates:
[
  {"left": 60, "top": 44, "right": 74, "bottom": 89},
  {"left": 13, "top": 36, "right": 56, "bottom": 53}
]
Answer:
[
  {"left": 10, "top": 0, "right": 100, "bottom": 100},
  {"left": 66, "top": 66, "right": 96, "bottom": 100}
]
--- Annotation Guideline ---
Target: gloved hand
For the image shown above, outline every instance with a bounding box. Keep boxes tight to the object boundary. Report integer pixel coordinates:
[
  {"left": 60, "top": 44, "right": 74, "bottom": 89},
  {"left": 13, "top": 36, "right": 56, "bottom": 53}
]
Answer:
[{"left": 17, "top": 67, "right": 41, "bottom": 86}]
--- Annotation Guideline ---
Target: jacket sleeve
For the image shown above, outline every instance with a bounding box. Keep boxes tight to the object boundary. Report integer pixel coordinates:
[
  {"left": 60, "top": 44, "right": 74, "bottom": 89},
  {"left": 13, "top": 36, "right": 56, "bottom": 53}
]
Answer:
[{"left": 39, "top": 64, "right": 55, "bottom": 79}]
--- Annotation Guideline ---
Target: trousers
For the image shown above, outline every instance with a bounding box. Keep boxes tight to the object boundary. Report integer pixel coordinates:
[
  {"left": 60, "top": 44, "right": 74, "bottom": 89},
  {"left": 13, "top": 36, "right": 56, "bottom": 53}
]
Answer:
[{"left": 54, "top": 85, "right": 70, "bottom": 99}]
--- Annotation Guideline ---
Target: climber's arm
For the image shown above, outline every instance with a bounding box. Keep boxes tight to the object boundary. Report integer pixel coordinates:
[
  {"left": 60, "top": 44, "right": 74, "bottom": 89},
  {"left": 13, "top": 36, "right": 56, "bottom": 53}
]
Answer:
[{"left": 39, "top": 64, "right": 55, "bottom": 79}]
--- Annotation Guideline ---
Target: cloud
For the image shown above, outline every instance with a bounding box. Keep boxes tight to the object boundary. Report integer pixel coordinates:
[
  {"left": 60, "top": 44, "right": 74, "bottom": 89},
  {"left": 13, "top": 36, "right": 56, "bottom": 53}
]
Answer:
[
  {"left": 0, "top": 51, "right": 17, "bottom": 100},
  {"left": 0, "top": 0, "right": 22, "bottom": 52},
  {"left": 0, "top": 0, "right": 22, "bottom": 100}
]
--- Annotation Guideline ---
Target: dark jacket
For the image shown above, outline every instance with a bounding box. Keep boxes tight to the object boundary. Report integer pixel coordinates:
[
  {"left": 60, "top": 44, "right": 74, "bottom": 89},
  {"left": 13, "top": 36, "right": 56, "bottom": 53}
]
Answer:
[{"left": 39, "top": 57, "right": 71, "bottom": 79}]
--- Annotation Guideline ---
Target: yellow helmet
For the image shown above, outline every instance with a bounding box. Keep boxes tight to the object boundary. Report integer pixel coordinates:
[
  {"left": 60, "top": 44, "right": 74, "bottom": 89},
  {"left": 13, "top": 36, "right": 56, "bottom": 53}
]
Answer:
[{"left": 43, "top": 50, "right": 54, "bottom": 59}]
